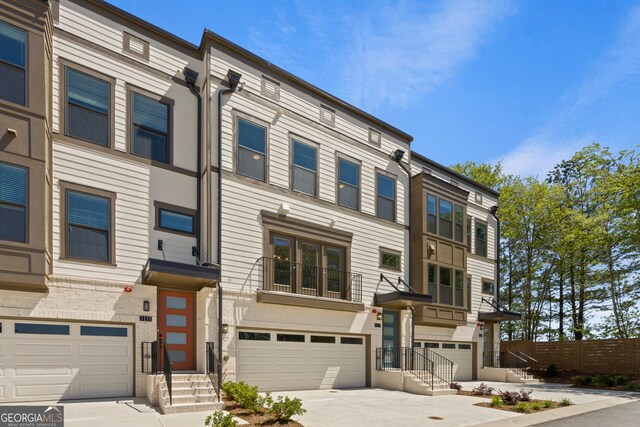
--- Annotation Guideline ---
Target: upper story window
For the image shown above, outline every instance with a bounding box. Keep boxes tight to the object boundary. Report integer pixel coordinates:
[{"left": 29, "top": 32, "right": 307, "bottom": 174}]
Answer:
[
  {"left": 131, "top": 92, "right": 170, "bottom": 163},
  {"left": 0, "top": 162, "right": 27, "bottom": 243},
  {"left": 467, "top": 218, "right": 472, "bottom": 253},
  {"left": 475, "top": 221, "right": 488, "bottom": 257},
  {"left": 379, "top": 248, "right": 401, "bottom": 270},
  {"left": 482, "top": 279, "right": 495, "bottom": 295},
  {"left": 427, "top": 193, "right": 465, "bottom": 242},
  {"left": 337, "top": 157, "right": 359, "bottom": 210},
  {"left": 376, "top": 172, "right": 396, "bottom": 221},
  {"left": 236, "top": 117, "right": 267, "bottom": 181},
  {"left": 66, "top": 68, "right": 110, "bottom": 146},
  {"left": 0, "top": 21, "right": 26, "bottom": 105},
  {"left": 428, "top": 264, "right": 466, "bottom": 308},
  {"left": 64, "top": 186, "right": 113, "bottom": 264},
  {"left": 291, "top": 139, "right": 317, "bottom": 197},
  {"left": 467, "top": 276, "right": 472, "bottom": 312},
  {"left": 158, "top": 208, "right": 195, "bottom": 235}
]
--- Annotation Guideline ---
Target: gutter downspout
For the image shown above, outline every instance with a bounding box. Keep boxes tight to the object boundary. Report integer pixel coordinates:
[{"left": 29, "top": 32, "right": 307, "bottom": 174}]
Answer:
[
  {"left": 184, "top": 69, "right": 202, "bottom": 265},
  {"left": 216, "top": 70, "right": 242, "bottom": 402},
  {"left": 490, "top": 205, "right": 500, "bottom": 302}
]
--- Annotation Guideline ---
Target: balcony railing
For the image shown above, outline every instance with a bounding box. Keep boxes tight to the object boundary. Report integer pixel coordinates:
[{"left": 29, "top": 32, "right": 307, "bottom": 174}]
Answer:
[{"left": 258, "top": 256, "right": 362, "bottom": 303}]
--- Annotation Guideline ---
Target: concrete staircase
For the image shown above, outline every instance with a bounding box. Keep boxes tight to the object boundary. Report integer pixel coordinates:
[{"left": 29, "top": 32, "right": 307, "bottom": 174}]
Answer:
[
  {"left": 376, "top": 370, "right": 457, "bottom": 396},
  {"left": 506, "top": 369, "right": 540, "bottom": 384},
  {"left": 158, "top": 373, "right": 224, "bottom": 414}
]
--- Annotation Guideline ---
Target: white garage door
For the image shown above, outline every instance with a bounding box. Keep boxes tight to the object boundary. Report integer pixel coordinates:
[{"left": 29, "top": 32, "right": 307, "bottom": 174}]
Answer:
[
  {"left": 0, "top": 319, "right": 133, "bottom": 402},
  {"left": 236, "top": 330, "right": 366, "bottom": 391},
  {"left": 419, "top": 341, "right": 474, "bottom": 381}
]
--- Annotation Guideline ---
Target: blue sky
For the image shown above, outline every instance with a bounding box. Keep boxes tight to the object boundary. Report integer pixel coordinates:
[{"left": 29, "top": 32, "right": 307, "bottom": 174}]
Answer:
[{"left": 109, "top": 0, "right": 640, "bottom": 178}]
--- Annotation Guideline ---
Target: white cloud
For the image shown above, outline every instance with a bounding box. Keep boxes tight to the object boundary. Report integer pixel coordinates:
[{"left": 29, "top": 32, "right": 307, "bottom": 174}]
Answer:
[{"left": 339, "top": 0, "right": 515, "bottom": 111}]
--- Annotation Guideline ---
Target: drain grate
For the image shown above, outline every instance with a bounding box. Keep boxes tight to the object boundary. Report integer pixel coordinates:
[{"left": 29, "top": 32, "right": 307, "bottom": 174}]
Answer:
[
  {"left": 329, "top": 391, "right": 339, "bottom": 393},
  {"left": 428, "top": 416, "right": 444, "bottom": 420}
]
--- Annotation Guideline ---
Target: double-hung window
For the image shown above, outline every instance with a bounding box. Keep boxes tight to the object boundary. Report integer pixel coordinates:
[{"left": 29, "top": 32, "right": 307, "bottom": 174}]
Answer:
[
  {"left": 337, "top": 158, "right": 359, "bottom": 210},
  {"left": 467, "top": 218, "right": 472, "bottom": 252},
  {"left": 65, "top": 189, "right": 112, "bottom": 263},
  {"left": 131, "top": 92, "right": 170, "bottom": 163},
  {"left": 376, "top": 173, "right": 396, "bottom": 221},
  {"left": 66, "top": 68, "right": 110, "bottom": 146},
  {"left": 291, "top": 139, "right": 317, "bottom": 196},
  {"left": 454, "top": 205, "right": 464, "bottom": 242},
  {"left": 237, "top": 117, "right": 267, "bottom": 181},
  {"left": 439, "top": 199, "right": 453, "bottom": 239},
  {"left": 427, "top": 194, "right": 437, "bottom": 233},
  {"left": 476, "top": 221, "right": 487, "bottom": 257},
  {"left": 0, "top": 21, "right": 26, "bottom": 105},
  {"left": 0, "top": 162, "right": 27, "bottom": 243}
]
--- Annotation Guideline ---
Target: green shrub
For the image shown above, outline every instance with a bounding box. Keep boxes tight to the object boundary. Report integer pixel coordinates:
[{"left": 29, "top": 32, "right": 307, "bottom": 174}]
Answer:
[
  {"left": 235, "top": 382, "right": 264, "bottom": 413},
  {"left": 205, "top": 411, "right": 237, "bottom": 427},
  {"left": 560, "top": 398, "right": 572, "bottom": 407},
  {"left": 497, "top": 390, "right": 520, "bottom": 405},
  {"left": 546, "top": 364, "right": 558, "bottom": 377},
  {"left": 472, "top": 383, "right": 495, "bottom": 396},
  {"left": 268, "top": 395, "right": 306, "bottom": 421},
  {"left": 543, "top": 400, "right": 553, "bottom": 408},
  {"left": 614, "top": 375, "right": 630, "bottom": 386},
  {"left": 490, "top": 396, "right": 502, "bottom": 407},
  {"left": 515, "top": 402, "right": 529, "bottom": 413},
  {"left": 628, "top": 383, "right": 640, "bottom": 392},
  {"left": 519, "top": 389, "right": 533, "bottom": 402},
  {"left": 221, "top": 381, "right": 241, "bottom": 401},
  {"left": 531, "top": 402, "right": 541, "bottom": 411},
  {"left": 573, "top": 375, "right": 593, "bottom": 386}
]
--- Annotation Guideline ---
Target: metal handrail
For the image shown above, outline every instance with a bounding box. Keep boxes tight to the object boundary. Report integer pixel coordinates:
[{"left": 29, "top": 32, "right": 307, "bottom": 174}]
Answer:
[
  {"left": 259, "top": 257, "right": 362, "bottom": 303},
  {"left": 483, "top": 351, "right": 532, "bottom": 379},
  {"left": 163, "top": 341, "right": 173, "bottom": 406},
  {"left": 141, "top": 341, "right": 157, "bottom": 374},
  {"left": 425, "top": 348, "right": 455, "bottom": 387},
  {"left": 376, "top": 347, "right": 455, "bottom": 390}
]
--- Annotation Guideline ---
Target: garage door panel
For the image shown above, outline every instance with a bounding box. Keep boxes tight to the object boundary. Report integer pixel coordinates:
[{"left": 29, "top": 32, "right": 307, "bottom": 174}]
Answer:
[
  {"left": 14, "top": 343, "right": 72, "bottom": 356},
  {"left": 80, "top": 363, "right": 129, "bottom": 376},
  {"left": 16, "top": 384, "right": 70, "bottom": 398},
  {"left": 80, "top": 344, "right": 129, "bottom": 356},
  {"left": 14, "top": 364, "right": 73, "bottom": 376},
  {"left": 419, "top": 341, "right": 473, "bottom": 381}
]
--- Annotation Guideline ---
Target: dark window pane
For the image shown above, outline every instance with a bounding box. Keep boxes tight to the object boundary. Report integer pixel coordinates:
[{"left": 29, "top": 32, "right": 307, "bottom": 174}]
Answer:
[
  {"left": 292, "top": 140, "right": 316, "bottom": 171},
  {"left": 169, "top": 350, "right": 186, "bottom": 362},
  {"left": 165, "top": 332, "right": 187, "bottom": 344},
  {"left": 338, "top": 159, "right": 359, "bottom": 186},
  {"left": 159, "top": 209, "right": 194, "bottom": 234},
  {"left": 0, "top": 22, "right": 26, "bottom": 67},
  {"left": 377, "top": 174, "right": 395, "bottom": 200},
  {"left": 381, "top": 252, "right": 400, "bottom": 269},
  {"left": 439, "top": 267, "right": 452, "bottom": 305},
  {"left": 455, "top": 270, "right": 464, "bottom": 307},
  {"left": 238, "top": 118, "right": 266, "bottom": 153},
  {"left": 166, "top": 296, "right": 187, "bottom": 310},
  {"left": 476, "top": 223, "right": 487, "bottom": 257},
  {"left": 482, "top": 280, "right": 494, "bottom": 294},
  {"left": 467, "top": 218, "right": 472, "bottom": 253},
  {"left": 467, "top": 277, "right": 472, "bottom": 312},
  {"left": 0, "top": 162, "right": 27, "bottom": 205},
  {"left": 277, "top": 333, "right": 305, "bottom": 342},
  {"left": 341, "top": 337, "right": 363, "bottom": 345},
  {"left": 0, "top": 204, "right": 26, "bottom": 242},
  {"left": 326, "top": 248, "right": 343, "bottom": 293},
  {"left": 166, "top": 314, "right": 186, "bottom": 327},
  {"left": 239, "top": 332, "right": 271, "bottom": 341},
  {"left": 68, "top": 191, "right": 109, "bottom": 229},
  {"left": 439, "top": 199, "right": 453, "bottom": 238},
  {"left": 442, "top": 343, "right": 456, "bottom": 349},
  {"left": 68, "top": 225, "right": 109, "bottom": 262},
  {"left": 133, "top": 93, "right": 168, "bottom": 133},
  {"left": 338, "top": 184, "right": 358, "bottom": 210},
  {"left": 0, "top": 62, "right": 25, "bottom": 105},
  {"left": 81, "top": 326, "right": 127, "bottom": 337},
  {"left": 68, "top": 104, "right": 109, "bottom": 146},
  {"left": 132, "top": 125, "right": 168, "bottom": 163},
  {"left": 377, "top": 197, "right": 394, "bottom": 221},
  {"left": 310, "top": 335, "right": 335, "bottom": 343},
  {"left": 67, "top": 69, "right": 109, "bottom": 113},
  {"left": 292, "top": 166, "right": 316, "bottom": 196},
  {"left": 428, "top": 265, "right": 437, "bottom": 301},
  {"left": 427, "top": 194, "right": 437, "bottom": 233},
  {"left": 425, "top": 342, "right": 439, "bottom": 349},
  {"left": 454, "top": 205, "right": 463, "bottom": 242},
  {"left": 237, "top": 147, "right": 265, "bottom": 181},
  {"left": 458, "top": 344, "right": 471, "bottom": 350},
  {"left": 15, "top": 323, "right": 69, "bottom": 335}
]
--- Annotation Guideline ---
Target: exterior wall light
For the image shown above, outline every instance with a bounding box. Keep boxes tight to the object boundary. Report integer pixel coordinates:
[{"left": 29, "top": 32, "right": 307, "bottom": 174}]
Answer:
[
  {"left": 143, "top": 300, "right": 150, "bottom": 312},
  {"left": 221, "top": 323, "right": 229, "bottom": 334},
  {"left": 278, "top": 203, "right": 290, "bottom": 216}
]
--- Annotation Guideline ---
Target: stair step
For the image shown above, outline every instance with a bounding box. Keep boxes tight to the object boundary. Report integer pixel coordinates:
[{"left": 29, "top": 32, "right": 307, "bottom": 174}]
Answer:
[
  {"left": 160, "top": 401, "right": 224, "bottom": 414},
  {"left": 162, "top": 387, "right": 216, "bottom": 397},
  {"left": 160, "top": 380, "right": 213, "bottom": 389},
  {"left": 164, "top": 394, "right": 218, "bottom": 405}
]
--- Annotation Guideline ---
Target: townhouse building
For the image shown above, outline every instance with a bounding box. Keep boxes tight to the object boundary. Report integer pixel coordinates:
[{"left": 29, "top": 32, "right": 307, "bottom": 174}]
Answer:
[{"left": 0, "top": 0, "right": 513, "bottom": 413}]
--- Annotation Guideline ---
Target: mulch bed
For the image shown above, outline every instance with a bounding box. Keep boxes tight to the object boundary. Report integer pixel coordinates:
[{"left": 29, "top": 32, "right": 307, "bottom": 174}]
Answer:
[
  {"left": 222, "top": 397, "right": 303, "bottom": 426},
  {"left": 457, "top": 391, "right": 564, "bottom": 413}
]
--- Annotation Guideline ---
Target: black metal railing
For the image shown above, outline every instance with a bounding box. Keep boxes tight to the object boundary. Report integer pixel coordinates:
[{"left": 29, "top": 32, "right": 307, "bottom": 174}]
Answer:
[
  {"left": 516, "top": 351, "right": 538, "bottom": 373},
  {"left": 376, "top": 347, "right": 454, "bottom": 390},
  {"left": 141, "top": 341, "right": 158, "bottom": 374},
  {"left": 483, "top": 350, "right": 532, "bottom": 378},
  {"left": 206, "top": 341, "right": 217, "bottom": 389},
  {"left": 163, "top": 341, "right": 173, "bottom": 406},
  {"left": 259, "top": 257, "right": 362, "bottom": 303}
]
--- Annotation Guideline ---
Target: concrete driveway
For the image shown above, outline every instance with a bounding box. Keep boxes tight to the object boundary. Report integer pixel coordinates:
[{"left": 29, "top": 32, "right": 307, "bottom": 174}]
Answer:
[{"left": 1, "top": 382, "right": 636, "bottom": 427}]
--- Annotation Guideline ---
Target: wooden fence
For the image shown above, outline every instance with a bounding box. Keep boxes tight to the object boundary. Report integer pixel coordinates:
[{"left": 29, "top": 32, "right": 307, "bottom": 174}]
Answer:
[{"left": 501, "top": 338, "right": 640, "bottom": 375}]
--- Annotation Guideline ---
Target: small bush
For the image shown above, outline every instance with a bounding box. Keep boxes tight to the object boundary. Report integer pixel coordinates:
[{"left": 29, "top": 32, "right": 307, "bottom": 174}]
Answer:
[
  {"left": 268, "top": 395, "right": 306, "bottom": 421},
  {"left": 472, "top": 383, "right": 495, "bottom": 396},
  {"left": 519, "top": 389, "right": 533, "bottom": 402},
  {"left": 222, "top": 381, "right": 267, "bottom": 413},
  {"left": 221, "top": 381, "right": 241, "bottom": 401},
  {"left": 515, "top": 402, "right": 529, "bottom": 413},
  {"left": 205, "top": 411, "right": 238, "bottom": 427},
  {"left": 614, "top": 375, "right": 630, "bottom": 386},
  {"left": 497, "top": 390, "right": 520, "bottom": 405},
  {"left": 546, "top": 364, "right": 558, "bottom": 377},
  {"left": 628, "top": 383, "right": 640, "bottom": 392},
  {"left": 573, "top": 375, "right": 593, "bottom": 386},
  {"left": 490, "top": 395, "right": 502, "bottom": 407},
  {"left": 450, "top": 382, "right": 462, "bottom": 391},
  {"left": 543, "top": 400, "right": 553, "bottom": 408},
  {"left": 560, "top": 398, "right": 572, "bottom": 407},
  {"left": 531, "top": 402, "right": 541, "bottom": 411}
]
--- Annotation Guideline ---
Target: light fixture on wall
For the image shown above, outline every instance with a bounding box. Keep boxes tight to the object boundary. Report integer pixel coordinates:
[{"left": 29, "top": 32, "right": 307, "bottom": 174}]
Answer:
[
  {"left": 143, "top": 300, "right": 150, "bottom": 312},
  {"left": 377, "top": 312, "right": 382, "bottom": 321},
  {"left": 329, "top": 218, "right": 337, "bottom": 227},
  {"left": 278, "top": 203, "right": 290, "bottom": 216},
  {"left": 221, "top": 324, "right": 229, "bottom": 334}
]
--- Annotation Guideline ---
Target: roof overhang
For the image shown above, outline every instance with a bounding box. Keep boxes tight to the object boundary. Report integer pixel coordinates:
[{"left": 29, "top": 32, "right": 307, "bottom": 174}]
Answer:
[
  {"left": 478, "top": 310, "right": 522, "bottom": 322},
  {"left": 374, "top": 291, "right": 432, "bottom": 309},
  {"left": 142, "top": 258, "right": 220, "bottom": 291}
]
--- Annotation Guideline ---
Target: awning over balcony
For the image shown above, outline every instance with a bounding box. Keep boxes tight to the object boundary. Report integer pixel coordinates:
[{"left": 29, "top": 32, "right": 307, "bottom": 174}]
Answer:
[
  {"left": 141, "top": 258, "right": 220, "bottom": 290},
  {"left": 374, "top": 290, "right": 432, "bottom": 309},
  {"left": 478, "top": 310, "right": 522, "bottom": 322}
]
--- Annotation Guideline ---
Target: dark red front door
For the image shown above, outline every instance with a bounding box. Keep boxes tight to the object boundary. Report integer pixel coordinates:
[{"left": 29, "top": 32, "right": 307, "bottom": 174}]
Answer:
[{"left": 158, "top": 290, "right": 195, "bottom": 371}]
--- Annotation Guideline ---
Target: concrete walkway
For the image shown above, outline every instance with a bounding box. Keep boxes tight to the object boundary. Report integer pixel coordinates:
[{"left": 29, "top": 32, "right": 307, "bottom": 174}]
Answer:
[{"left": 1, "top": 382, "right": 636, "bottom": 427}]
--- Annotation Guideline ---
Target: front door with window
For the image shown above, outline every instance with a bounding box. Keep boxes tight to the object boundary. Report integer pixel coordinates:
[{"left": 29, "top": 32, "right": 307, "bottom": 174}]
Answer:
[
  {"left": 158, "top": 290, "right": 195, "bottom": 371},
  {"left": 382, "top": 310, "right": 399, "bottom": 368}
]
